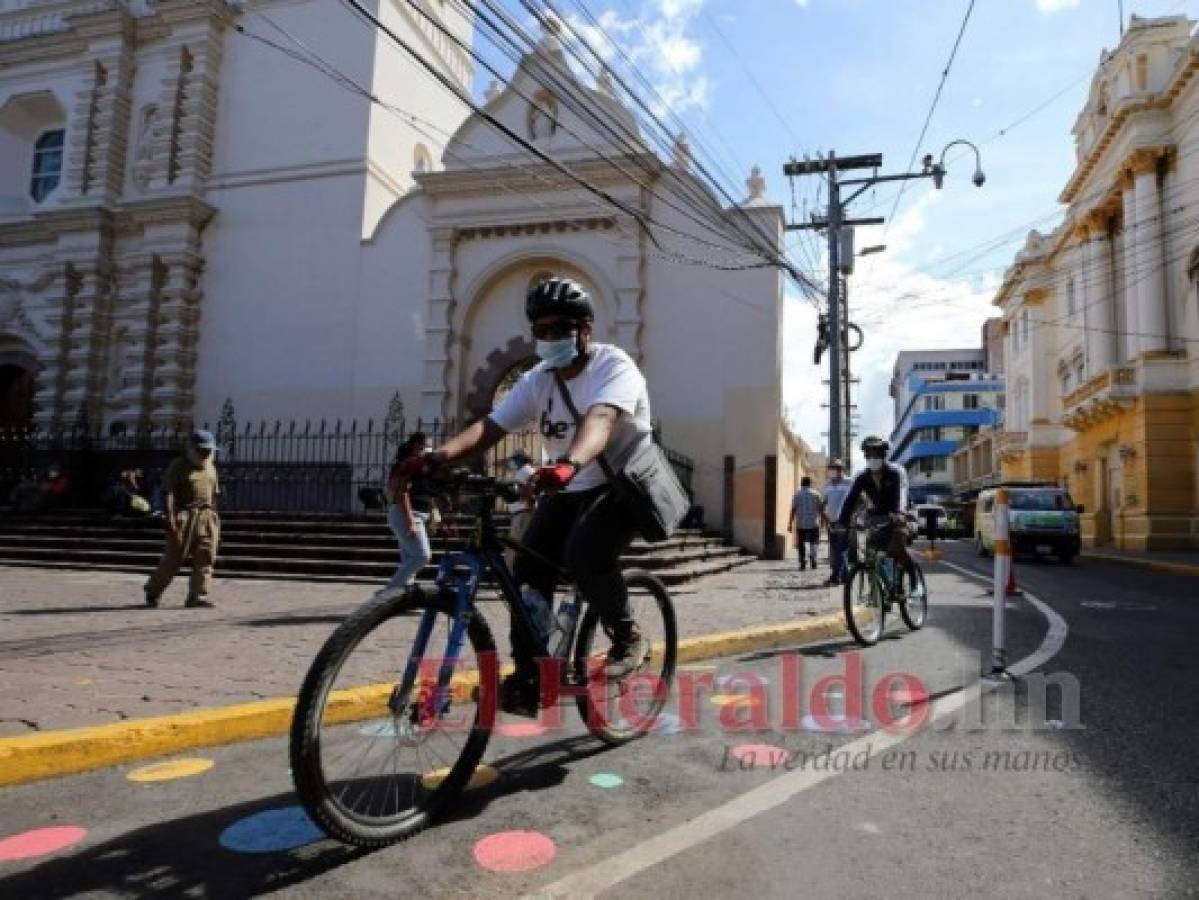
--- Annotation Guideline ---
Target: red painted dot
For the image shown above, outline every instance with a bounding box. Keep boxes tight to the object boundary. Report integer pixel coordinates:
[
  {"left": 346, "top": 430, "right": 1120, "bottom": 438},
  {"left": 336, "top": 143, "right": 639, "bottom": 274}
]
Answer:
[
  {"left": 496, "top": 721, "right": 547, "bottom": 739},
  {"left": 473, "top": 830, "right": 556, "bottom": 873},
  {"left": 731, "top": 744, "right": 792, "bottom": 768},
  {"left": 0, "top": 826, "right": 87, "bottom": 862}
]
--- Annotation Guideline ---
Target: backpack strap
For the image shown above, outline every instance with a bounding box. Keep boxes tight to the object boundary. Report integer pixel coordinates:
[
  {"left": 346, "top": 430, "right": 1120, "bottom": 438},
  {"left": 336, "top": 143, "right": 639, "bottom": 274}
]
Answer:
[{"left": 551, "top": 369, "right": 619, "bottom": 483}]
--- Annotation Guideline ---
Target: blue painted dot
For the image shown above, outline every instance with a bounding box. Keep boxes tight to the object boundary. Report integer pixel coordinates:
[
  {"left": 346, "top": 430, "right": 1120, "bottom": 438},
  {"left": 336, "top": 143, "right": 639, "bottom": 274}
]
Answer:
[
  {"left": 218, "top": 806, "right": 324, "bottom": 854},
  {"left": 589, "top": 773, "right": 624, "bottom": 789},
  {"left": 650, "top": 712, "right": 683, "bottom": 735}
]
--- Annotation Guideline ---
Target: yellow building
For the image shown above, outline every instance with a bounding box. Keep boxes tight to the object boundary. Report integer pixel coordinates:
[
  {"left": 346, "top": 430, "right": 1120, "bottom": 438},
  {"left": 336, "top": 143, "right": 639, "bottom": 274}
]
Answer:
[{"left": 994, "top": 14, "right": 1199, "bottom": 551}]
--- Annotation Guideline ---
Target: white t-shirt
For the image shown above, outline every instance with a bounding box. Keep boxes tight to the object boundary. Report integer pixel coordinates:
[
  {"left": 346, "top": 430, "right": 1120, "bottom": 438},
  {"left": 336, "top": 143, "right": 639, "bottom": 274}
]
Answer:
[{"left": 489, "top": 343, "right": 653, "bottom": 492}]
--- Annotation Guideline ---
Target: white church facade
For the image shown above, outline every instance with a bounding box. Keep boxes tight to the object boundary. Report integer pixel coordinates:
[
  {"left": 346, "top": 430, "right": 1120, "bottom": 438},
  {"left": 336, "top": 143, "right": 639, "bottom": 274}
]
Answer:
[{"left": 0, "top": 0, "right": 818, "bottom": 553}]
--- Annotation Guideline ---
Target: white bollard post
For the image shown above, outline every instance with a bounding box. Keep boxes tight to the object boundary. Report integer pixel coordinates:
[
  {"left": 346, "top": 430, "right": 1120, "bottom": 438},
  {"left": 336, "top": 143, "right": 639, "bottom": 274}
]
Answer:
[{"left": 989, "top": 487, "right": 1011, "bottom": 678}]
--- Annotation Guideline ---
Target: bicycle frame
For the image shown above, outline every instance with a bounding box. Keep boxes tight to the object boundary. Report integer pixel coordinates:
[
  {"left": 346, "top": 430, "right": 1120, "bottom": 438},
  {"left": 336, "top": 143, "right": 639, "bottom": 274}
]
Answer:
[{"left": 390, "top": 482, "right": 575, "bottom": 725}]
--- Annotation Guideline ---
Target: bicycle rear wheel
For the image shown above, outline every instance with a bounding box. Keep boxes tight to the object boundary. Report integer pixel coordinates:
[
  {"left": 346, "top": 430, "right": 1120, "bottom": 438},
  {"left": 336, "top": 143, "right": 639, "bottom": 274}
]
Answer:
[
  {"left": 843, "top": 564, "right": 885, "bottom": 645},
  {"left": 573, "top": 569, "right": 677, "bottom": 745},
  {"left": 899, "top": 562, "right": 928, "bottom": 630},
  {"left": 290, "top": 588, "right": 495, "bottom": 848}
]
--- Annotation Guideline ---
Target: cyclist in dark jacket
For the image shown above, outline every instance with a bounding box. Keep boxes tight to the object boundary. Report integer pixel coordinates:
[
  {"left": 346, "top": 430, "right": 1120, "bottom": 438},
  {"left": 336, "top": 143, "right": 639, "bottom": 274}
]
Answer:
[{"left": 837, "top": 436, "right": 916, "bottom": 584}]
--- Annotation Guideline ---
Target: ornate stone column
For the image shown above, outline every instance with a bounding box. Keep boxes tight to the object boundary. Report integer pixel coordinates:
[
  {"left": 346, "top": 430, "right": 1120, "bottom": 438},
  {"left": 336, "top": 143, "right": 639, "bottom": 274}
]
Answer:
[
  {"left": 1119, "top": 173, "right": 1141, "bottom": 361},
  {"left": 421, "top": 228, "right": 457, "bottom": 421},
  {"left": 1081, "top": 211, "right": 1115, "bottom": 374},
  {"left": 612, "top": 215, "right": 645, "bottom": 361},
  {"left": 1130, "top": 151, "right": 1167, "bottom": 355},
  {"left": 148, "top": 251, "right": 204, "bottom": 429},
  {"left": 1026, "top": 289, "right": 1050, "bottom": 423}
]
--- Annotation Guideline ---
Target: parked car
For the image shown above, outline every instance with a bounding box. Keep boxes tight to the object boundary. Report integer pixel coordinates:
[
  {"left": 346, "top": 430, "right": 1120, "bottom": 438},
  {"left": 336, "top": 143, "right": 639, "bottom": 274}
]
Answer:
[{"left": 974, "top": 485, "right": 1082, "bottom": 563}]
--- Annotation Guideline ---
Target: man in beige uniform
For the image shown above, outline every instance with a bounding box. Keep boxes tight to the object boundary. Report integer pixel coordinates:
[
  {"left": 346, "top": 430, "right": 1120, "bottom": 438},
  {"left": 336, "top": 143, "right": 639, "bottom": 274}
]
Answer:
[{"left": 144, "top": 430, "right": 221, "bottom": 608}]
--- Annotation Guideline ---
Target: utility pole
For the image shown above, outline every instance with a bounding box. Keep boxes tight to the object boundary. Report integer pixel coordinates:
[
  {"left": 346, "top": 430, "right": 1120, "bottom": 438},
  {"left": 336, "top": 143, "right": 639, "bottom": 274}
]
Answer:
[
  {"left": 783, "top": 152, "right": 882, "bottom": 463},
  {"left": 784, "top": 144, "right": 985, "bottom": 466}
]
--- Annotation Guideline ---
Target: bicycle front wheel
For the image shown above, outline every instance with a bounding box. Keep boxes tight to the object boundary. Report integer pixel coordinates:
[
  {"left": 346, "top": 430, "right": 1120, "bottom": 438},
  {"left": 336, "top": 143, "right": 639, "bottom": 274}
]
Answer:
[
  {"left": 899, "top": 562, "right": 929, "bottom": 630},
  {"left": 290, "top": 588, "right": 495, "bottom": 848},
  {"left": 573, "top": 569, "right": 677, "bottom": 745},
  {"left": 843, "top": 564, "right": 885, "bottom": 645}
]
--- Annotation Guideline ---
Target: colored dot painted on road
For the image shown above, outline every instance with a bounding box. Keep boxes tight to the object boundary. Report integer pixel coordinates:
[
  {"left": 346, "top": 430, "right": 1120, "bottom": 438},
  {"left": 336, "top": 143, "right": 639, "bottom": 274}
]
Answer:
[
  {"left": 715, "top": 675, "right": 769, "bottom": 691},
  {"left": 0, "top": 826, "right": 87, "bottom": 862},
  {"left": 473, "top": 830, "right": 556, "bottom": 873},
  {"left": 731, "top": 744, "right": 792, "bottom": 768},
  {"left": 127, "top": 758, "right": 214, "bottom": 783},
  {"left": 218, "top": 806, "right": 324, "bottom": 855},
  {"left": 495, "top": 721, "right": 547, "bottom": 739},
  {"left": 800, "top": 714, "right": 872, "bottom": 734},
  {"left": 421, "top": 764, "right": 499, "bottom": 791},
  {"left": 74, "top": 679, "right": 93, "bottom": 686},
  {"left": 650, "top": 712, "right": 683, "bottom": 735},
  {"left": 589, "top": 773, "right": 624, "bottom": 789},
  {"left": 359, "top": 720, "right": 399, "bottom": 739},
  {"left": 709, "top": 693, "right": 762, "bottom": 708}
]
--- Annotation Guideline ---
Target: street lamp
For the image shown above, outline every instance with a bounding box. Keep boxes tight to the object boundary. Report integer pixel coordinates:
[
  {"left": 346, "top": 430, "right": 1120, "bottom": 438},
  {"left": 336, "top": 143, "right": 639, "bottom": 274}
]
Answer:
[{"left": 923, "top": 139, "right": 986, "bottom": 190}]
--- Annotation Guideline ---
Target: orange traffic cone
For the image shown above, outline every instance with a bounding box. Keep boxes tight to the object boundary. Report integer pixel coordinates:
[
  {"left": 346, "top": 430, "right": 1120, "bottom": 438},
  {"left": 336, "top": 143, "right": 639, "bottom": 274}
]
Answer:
[{"left": 1006, "top": 556, "right": 1023, "bottom": 597}]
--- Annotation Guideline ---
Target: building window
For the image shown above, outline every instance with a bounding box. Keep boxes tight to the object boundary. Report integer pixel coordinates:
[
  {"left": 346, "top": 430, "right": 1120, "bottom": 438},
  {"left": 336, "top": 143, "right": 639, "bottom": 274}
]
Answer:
[
  {"left": 964, "top": 394, "right": 979, "bottom": 409},
  {"left": 923, "top": 395, "right": 944, "bottom": 411},
  {"left": 30, "top": 129, "right": 64, "bottom": 202},
  {"left": 1067, "top": 278, "right": 1076, "bottom": 317},
  {"left": 1020, "top": 309, "right": 1029, "bottom": 346},
  {"left": 1136, "top": 54, "right": 1148, "bottom": 91}
]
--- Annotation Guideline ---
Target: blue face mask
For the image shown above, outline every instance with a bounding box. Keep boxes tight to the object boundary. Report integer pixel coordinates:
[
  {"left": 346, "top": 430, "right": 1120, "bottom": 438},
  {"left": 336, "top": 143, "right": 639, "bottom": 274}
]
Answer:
[{"left": 536, "top": 338, "right": 577, "bottom": 368}]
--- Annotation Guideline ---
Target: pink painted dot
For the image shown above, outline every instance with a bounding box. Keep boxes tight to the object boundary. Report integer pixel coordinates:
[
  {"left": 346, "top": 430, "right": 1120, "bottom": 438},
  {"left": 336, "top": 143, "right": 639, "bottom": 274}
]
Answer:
[
  {"left": 473, "top": 830, "right": 556, "bottom": 873},
  {"left": 731, "top": 744, "right": 793, "bottom": 768},
  {"left": 0, "top": 826, "right": 87, "bottom": 862},
  {"left": 496, "top": 721, "right": 547, "bottom": 739}
]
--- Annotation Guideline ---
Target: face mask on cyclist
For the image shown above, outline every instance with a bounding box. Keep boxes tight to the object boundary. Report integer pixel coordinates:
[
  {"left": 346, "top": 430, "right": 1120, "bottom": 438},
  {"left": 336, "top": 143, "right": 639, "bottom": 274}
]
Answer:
[
  {"left": 536, "top": 338, "right": 578, "bottom": 368},
  {"left": 866, "top": 458, "right": 884, "bottom": 471}
]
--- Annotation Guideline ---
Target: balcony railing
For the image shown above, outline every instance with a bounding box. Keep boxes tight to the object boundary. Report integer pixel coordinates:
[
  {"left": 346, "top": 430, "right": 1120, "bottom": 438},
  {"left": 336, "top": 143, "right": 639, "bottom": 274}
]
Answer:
[{"left": 1062, "top": 365, "right": 1136, "bottom": 431}]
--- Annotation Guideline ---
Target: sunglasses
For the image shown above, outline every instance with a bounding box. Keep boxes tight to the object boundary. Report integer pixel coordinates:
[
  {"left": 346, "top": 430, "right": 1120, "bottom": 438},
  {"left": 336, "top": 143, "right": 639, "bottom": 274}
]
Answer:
[{"left": 531, "top": 322, "right": 578, "bottom": 340}]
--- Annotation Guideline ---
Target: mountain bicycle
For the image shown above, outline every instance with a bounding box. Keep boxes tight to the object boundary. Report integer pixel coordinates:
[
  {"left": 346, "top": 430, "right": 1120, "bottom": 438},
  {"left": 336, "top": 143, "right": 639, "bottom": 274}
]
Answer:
[
  {"left": 842, "top": 520, "right": 928, "bottom": 646},
  {"left": 289, "top": 469, "right": 678, "bottom": 848}
]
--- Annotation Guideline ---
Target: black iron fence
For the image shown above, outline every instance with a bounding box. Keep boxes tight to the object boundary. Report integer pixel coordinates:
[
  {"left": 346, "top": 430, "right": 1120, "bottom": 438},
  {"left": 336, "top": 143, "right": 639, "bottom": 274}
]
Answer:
[{"left": 0, "top": 417, "right": 695, "bottom": 515}]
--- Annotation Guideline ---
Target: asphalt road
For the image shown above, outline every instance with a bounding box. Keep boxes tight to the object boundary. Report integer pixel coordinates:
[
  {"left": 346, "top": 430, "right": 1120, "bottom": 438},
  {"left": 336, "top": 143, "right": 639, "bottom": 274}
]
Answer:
[{"left": 1, "top": 544, "right": 1196, "bottom": 899}]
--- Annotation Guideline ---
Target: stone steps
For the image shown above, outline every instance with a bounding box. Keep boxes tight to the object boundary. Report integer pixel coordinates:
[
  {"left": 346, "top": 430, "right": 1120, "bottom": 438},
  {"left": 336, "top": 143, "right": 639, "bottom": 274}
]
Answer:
[{"left": 0, "top": 512, "right": 751, "bottom": 587}]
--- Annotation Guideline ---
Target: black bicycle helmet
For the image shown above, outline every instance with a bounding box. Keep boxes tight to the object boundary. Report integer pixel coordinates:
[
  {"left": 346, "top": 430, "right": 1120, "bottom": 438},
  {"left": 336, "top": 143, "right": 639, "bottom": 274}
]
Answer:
[
  {"left": 526, "top": 277, "right": 594, "bottom": 323},
  {"left": 861, "top": 435, "right": 890, "bottom": 457}
]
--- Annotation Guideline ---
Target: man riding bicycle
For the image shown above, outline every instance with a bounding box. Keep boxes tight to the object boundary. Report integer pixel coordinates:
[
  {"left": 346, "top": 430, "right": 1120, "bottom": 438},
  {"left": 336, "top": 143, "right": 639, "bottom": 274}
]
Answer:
[
  {"left": 396, "top": 276, "right": 652, "bottom": 717},
  {"left": 835, "top": 435, "right": 917, "bottom": 588}
]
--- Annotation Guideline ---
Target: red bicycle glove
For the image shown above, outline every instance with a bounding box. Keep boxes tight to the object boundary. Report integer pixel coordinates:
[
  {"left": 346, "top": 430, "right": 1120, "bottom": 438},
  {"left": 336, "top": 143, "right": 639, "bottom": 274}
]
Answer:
[{"left": 533, "top": 462, "right": 577, "bottom": 492}]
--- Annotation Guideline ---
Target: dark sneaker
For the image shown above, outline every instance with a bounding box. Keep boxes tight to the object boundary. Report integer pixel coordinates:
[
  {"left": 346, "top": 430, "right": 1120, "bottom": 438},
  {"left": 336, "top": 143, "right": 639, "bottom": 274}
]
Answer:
[
  {"left": 184, "top": 596, "right": 214, "bottom": 609},
  {"left": 499, "top": 673, "right": 540, "bottom": 719},
  {"left": 605, "top": 626, "right": 650, "bottom": 680},
  {"left": 143, "top": 587, "right": 159, "bottom": 608}
]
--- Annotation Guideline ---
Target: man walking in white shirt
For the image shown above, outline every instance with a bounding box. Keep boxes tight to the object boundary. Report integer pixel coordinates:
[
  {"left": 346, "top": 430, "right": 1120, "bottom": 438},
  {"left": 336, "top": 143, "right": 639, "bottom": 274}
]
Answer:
[{"left": 787, "top": 476, "right": 822, "bottom": 571}]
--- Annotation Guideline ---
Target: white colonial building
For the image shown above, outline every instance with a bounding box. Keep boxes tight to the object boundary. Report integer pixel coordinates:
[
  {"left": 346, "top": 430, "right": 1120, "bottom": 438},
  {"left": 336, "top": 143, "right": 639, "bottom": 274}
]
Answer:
[{"left": 0, "top": 0, "right": 817, "bottom": 552}]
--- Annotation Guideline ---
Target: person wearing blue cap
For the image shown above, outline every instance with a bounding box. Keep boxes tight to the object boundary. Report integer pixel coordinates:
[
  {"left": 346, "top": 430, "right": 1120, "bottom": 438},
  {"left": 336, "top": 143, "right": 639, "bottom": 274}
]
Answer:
[{"left": 144, "top": 429, "right": 221, "bottom": 608}]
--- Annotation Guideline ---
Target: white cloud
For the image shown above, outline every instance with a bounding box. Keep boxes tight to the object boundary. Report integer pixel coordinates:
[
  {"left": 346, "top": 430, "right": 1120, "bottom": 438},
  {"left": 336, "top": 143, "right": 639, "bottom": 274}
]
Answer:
[
  {"left": 564, "top": 0, "right": 712, "bottom": 115},
  {"left": 794, "top": 0, "right": 810, "bottom": 6},
  {"left": 1035, "top": 0, "right": 1079, "bottom": 12}
]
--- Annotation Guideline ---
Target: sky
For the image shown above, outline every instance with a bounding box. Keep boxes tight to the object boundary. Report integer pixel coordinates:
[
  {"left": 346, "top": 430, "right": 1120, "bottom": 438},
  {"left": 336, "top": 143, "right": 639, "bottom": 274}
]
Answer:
[{"left": 471, "top": 0, "right": 1197, "bottom": 465}]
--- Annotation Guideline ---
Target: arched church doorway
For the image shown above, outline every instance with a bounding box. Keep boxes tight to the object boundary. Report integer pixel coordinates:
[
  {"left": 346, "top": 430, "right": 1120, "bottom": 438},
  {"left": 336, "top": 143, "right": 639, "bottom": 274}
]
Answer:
[{"left": 0, "top": 363, "right": 33, "bottom": 429}]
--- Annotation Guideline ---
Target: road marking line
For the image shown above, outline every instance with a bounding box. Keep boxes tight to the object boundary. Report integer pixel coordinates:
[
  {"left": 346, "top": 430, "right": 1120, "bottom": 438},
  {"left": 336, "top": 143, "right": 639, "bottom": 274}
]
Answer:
[{"left": 525, "top": 566, "right": 1068, "bottom": 899}]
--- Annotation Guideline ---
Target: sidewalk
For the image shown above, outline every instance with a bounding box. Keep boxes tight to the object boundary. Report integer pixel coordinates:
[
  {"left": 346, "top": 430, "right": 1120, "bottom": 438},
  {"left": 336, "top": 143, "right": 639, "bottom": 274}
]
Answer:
[
  {"left": 1081, "top": 546, "right": 1199, "bottom": 577},
  {"left": 0, "top": 560, "right": 840, "bottom": 737}
]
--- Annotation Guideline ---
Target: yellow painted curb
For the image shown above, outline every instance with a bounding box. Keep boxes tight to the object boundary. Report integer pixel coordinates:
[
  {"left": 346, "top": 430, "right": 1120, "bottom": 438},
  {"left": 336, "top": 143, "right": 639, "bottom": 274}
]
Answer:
[
  {"left": 1080, "top": 552, "right": 1199, "bottom": 578},
  {"left": 0, "top": 611, "right": 847, "bottom": 788}
]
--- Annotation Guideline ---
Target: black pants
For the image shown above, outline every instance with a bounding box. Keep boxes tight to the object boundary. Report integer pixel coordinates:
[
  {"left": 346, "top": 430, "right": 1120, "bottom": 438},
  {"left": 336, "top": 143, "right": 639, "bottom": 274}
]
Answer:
[{"left": 511, "top": 485, "right": 639, "bottom": 675}]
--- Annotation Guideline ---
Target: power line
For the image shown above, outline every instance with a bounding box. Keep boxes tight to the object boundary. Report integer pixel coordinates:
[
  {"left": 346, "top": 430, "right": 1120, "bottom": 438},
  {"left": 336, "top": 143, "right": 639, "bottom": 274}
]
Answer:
[{"left": 879, "top": 0, "right": 978, "bottom": 248}]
